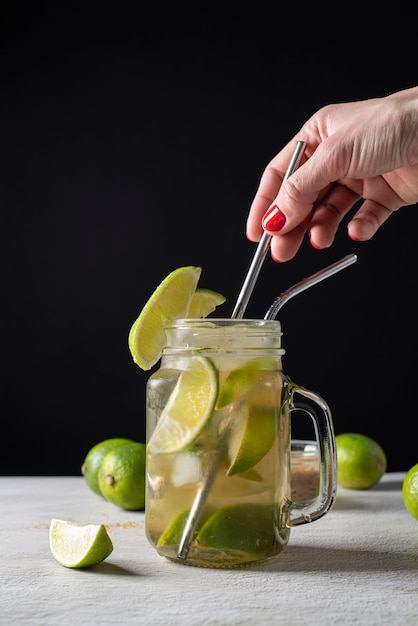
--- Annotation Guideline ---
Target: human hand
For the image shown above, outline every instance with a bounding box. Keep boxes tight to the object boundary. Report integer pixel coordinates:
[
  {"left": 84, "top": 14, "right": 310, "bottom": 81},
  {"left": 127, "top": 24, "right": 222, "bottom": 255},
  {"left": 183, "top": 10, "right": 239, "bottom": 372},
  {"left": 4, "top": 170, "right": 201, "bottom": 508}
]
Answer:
[{"left": 246, "top": 87, "right": 418, "bottom": 262}]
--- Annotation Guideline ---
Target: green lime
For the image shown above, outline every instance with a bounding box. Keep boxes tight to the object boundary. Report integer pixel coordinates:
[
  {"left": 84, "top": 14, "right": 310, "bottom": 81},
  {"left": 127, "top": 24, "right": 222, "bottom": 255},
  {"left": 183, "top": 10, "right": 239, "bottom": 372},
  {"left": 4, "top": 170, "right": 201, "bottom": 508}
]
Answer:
[
  {"left": 49, "top": 519, "right": 113, "bottom": 568},
  {"left": 226, "top": 404, "right": 277, "bottom": 475},
  {"left": 187, "top": 288, "right": 226, "bottom": 318},
  {"left": 402, "top": 462, "right": 418, "bottom": 520},
  {"left": 81, "top": 437, "right": 135, "bottom": 496},
  {"left": 157, "top": 506, "right": 216, "bottom": 547},
  {"left": 196, "top": 503, "right": 276, "bottom": 554},
  {"left": 148, "top": 355, "right": 219, "bottom": 455},
  {"left": 216, "top": 358, "right": 278, "bottom": 409},
  {"left": 128, "top": 266, "right": 202, "bottom": 370},
  {"left": 98, "top": 442, "right": 146, "bottom": 510},
  {"left": 336, "top": 433, "right": 387, "bottom": 489}
]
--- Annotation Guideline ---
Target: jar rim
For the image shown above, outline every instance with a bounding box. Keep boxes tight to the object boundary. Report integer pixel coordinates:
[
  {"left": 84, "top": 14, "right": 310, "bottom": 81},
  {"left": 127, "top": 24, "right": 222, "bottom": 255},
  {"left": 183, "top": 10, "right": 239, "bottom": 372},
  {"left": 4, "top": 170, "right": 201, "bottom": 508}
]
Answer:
[{"left": 164, "top": 318, "right": 281, "bottom": 330}]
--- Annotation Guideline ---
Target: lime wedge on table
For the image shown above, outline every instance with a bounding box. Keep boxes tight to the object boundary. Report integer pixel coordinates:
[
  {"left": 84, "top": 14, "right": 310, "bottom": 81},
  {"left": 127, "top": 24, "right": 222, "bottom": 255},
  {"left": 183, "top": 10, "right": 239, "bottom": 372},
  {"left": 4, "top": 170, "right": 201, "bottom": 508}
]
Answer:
[
  {"left": 148, "top": 355, "right": 219, "bottom": 454},
  {"left": 49, "top": 519, "right": 113, "bottom": 568},
  {"left": 128, "top": 266, "right": 202, "bottom": 371},
  {"left": 187, "top": 288, "right": 226, "bottom": 318}
]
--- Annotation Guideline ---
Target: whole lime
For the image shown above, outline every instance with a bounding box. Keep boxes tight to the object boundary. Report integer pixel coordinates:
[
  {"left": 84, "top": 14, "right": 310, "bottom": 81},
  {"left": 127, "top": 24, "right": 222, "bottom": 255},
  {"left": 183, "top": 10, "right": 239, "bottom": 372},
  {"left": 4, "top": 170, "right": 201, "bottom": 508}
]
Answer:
[
  {"left": 98, "top": 441, "right": 146, "bottom": 510},
  {"left": 402, "top": 462, "right": 418, "bottom": 521},
  {"left": 336, "top": 433, "right": 387, "bottom": 489},
  {"left": 81, "top": 438, "right": 134, "bottom": 496}
]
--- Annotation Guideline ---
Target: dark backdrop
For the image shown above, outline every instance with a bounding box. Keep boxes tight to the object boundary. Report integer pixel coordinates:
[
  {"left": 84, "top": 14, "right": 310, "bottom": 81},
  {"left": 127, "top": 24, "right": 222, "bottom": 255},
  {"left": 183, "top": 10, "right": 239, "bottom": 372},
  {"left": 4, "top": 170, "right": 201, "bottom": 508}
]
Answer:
[{"left": 2, "top": 7, "right": 417, "bottom": 474}]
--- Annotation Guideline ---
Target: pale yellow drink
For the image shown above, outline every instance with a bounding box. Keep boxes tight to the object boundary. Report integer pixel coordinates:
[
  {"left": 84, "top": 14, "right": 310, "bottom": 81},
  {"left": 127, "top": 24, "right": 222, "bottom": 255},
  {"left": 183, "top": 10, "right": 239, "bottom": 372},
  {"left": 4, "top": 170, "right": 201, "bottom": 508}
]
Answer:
[{"left": 145, "top": 319, "right": 336, "bottom": 569}]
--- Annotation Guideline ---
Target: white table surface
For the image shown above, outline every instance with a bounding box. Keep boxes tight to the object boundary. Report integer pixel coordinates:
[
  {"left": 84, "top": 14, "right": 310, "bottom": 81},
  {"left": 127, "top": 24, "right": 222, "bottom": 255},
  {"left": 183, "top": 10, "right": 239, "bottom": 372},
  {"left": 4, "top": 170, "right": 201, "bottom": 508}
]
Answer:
[{"left": 0, "top": 474, "right": 416, "bottom": 625}]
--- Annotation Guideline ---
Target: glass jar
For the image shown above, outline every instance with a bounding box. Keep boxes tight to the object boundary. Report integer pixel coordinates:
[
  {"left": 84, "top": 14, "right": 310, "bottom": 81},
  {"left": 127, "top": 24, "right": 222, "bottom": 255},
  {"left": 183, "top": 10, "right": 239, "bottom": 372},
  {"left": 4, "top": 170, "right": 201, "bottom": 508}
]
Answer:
[{"left": 145, "top": 319, "right": 336, "bottom": 568}]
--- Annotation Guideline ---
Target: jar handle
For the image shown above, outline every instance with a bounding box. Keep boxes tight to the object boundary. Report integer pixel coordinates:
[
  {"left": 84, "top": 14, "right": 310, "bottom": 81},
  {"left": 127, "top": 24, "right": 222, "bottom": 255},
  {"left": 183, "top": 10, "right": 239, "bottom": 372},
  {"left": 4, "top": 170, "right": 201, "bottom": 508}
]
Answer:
[{"left": 285, "top": 380, "right": 337, "bottom": 526}]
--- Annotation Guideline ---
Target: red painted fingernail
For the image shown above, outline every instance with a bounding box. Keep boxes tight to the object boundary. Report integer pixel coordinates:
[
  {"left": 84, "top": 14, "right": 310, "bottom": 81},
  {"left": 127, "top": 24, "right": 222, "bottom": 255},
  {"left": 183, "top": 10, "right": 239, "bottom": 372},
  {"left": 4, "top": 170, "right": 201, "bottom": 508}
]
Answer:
[{"left": 262, "top": 204, "right": 286, "bottom": 232}]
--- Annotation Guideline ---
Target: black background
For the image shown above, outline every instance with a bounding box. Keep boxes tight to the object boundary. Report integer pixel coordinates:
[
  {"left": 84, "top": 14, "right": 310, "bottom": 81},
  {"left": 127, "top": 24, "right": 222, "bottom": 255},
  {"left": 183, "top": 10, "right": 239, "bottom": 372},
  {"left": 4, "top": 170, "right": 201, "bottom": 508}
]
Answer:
[{"left": 2, "top": 7, "right": 417, "bottom": 475}]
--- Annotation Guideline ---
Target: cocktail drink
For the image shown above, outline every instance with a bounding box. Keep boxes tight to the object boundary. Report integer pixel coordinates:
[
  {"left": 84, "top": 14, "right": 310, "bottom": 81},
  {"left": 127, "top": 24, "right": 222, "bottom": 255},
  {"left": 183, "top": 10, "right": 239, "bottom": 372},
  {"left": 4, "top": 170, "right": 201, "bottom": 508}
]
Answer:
[{"left": 145, "top": 319, "right": 336, "bottom": 569}]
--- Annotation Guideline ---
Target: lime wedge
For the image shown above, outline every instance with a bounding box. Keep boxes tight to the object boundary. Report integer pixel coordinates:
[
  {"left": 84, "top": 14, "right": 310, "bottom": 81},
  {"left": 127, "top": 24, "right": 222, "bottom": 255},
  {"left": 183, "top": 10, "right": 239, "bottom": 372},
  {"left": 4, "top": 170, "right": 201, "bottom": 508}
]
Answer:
[
  {"left": 128, "top": 266, "right": 202, "bottom": 370},
  {"left": 49, "top": 519, "right": 113, "bottom": 568},
  {"left": 148, "top": 355, "right": 219, "bottom": 454},
  {"left": 187, "top": 288, "right": 226, "bottom": 318},
  {"left": 157, "top": 506, "right": 215, "bottom": 546},
  {"left": 216, "top": 358, "right": 278, "bottom": 409},
  {"left": 196, "top": 503, "right": 276, "bottom": 554},
  {"left": 227, "top": 404, "right": 277, "bottom": 475}
]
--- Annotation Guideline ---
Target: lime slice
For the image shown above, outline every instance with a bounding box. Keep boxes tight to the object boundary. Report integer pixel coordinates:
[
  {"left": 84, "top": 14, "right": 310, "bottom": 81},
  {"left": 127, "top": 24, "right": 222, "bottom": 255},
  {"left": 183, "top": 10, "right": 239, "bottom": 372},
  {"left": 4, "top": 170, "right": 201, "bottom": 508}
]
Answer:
[
  {"left": 196, "top": 503, "right": 276, "bottom": 554},
  {"left": 187, "top": 288, "right": 226, "bottom": 318},
  {"left": 49, "top": 519, "right": 113, "bottom": 568},
  {"left": 216, "top": 358, "right": 278, "bottom": 409},
  {"left": 227, "top": 404, "right": 277, "bottom": 475},
  {"left": 157, "top": 506, "right": 216, "bottom": 546},
  {"left": 148, "top": 355, "right": 219, "bottom": 454},
  {"left": 128, "top": 266, "right": 202, "bottom": 370}
]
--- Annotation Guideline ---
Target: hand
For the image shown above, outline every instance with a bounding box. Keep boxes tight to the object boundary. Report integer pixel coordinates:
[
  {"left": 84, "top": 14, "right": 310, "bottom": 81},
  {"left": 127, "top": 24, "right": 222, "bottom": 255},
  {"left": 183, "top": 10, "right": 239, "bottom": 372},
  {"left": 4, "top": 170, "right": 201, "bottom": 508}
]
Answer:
[{"left": 246, "top": 87, "right": 418, "bottom": 262}]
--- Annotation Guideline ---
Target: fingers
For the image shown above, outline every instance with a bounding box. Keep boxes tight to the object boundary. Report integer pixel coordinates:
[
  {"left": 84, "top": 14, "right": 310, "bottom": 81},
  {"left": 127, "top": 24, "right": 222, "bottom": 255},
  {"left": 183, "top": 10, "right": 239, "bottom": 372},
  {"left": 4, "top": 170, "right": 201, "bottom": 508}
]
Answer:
[
  {"left": 246, "top": 139, "right": 316, "bottom": 242},
  {"left": 268, "top": 219, "right": 310, "bottom": 262},
  {"left": 308, "top": 183, "right": 361, "bottom": 249},
  {"left": 246, "top": 165, "right": 283, "bottom": 241},
  {"left": 247, "top": 138, "right": 347, "bottom": 243},
  {"left": 347, "top": 199, "right": 395, "bottom": 241},
  {"left": 266, "top": 183, "right": 360, "bottom": 262}
]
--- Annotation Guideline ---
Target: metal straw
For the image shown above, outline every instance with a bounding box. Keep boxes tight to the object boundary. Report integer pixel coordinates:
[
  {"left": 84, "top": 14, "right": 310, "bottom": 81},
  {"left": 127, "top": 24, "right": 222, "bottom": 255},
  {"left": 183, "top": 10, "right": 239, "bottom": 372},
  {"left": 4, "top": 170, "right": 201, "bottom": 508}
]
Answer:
[
  {"left": 176, "top": 254, "right": 357, "bottom": 560},
  {"left": 264, "top": 254, "right": 358, "bottom": 320},
  {"left": 231, "top": 140, "right": 306, "bottom": 319}
]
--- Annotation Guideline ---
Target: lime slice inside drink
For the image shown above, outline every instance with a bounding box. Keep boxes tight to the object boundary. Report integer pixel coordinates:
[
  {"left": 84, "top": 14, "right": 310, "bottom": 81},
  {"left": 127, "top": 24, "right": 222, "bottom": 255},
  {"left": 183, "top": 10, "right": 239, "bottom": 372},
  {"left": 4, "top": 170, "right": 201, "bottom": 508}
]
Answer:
[{"left": 148, "top": 355, "right": 219, "bottom": 454}]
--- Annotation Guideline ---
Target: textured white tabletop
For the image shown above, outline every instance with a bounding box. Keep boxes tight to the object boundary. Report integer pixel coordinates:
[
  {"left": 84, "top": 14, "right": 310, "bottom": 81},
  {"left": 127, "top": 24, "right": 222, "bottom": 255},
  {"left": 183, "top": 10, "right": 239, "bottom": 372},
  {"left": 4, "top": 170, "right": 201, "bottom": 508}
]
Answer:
[{"left": 0, "top": 474, "right": 416, "bottom": 625}]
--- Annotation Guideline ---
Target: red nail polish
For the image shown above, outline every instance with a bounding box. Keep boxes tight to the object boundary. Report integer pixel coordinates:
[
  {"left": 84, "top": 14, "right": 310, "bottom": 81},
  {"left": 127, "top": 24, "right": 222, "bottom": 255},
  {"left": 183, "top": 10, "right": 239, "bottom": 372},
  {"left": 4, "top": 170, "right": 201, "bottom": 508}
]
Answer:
[{"left": 262, "top": 205, "right": 286, "bottom": 232}]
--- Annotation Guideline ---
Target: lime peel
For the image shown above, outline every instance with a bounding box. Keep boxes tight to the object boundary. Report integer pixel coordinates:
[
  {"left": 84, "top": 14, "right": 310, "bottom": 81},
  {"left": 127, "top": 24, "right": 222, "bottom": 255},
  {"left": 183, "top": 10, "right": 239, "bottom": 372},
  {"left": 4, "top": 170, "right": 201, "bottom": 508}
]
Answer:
[
  {"left": 128, "top": 266, "right": 202, "bottom": 371},
  {"left": 216, "top": 358, "right": 279, "bottom": 409},
  {"left": 336, "top": 433, "right": 387, "bottom": 489},
  {"left": 227, "top": 404, "right": 277, "bottom": 475},
  {"left": 187, "top": 288, "right": 226, "bottom": 318},
  {"left": 402, "top": 462, "right": 418, "bottom": 520},
  {"left": 196, "top": 503, "right": 276, "bottom": 553}
]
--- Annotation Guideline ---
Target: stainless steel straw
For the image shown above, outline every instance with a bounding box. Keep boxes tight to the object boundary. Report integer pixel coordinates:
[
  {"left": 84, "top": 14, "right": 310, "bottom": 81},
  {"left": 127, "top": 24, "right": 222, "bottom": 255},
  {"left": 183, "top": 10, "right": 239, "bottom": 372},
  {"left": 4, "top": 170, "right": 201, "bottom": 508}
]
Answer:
[
  {"left": 177, "top": 254, "right": 358, "bottom": 560},
  {"left": 264, "top": 253, "right": 358, "bottom": 320},
  {"left": 231, "top": 140, "right": 306, "bottom": 319},
  {"left": 176, "top": 142, "right": 357, "bottom": 561}
]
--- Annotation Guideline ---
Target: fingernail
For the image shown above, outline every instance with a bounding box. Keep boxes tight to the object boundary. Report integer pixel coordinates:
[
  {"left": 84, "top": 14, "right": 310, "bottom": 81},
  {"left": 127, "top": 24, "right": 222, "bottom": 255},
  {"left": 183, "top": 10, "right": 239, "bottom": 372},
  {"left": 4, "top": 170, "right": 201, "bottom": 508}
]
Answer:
[
  {"left": 262, "top": 204, "right": 286, "bottom": 232},
  {"left": 309, "top": 232, "right": 322, "bottom": 250}
]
